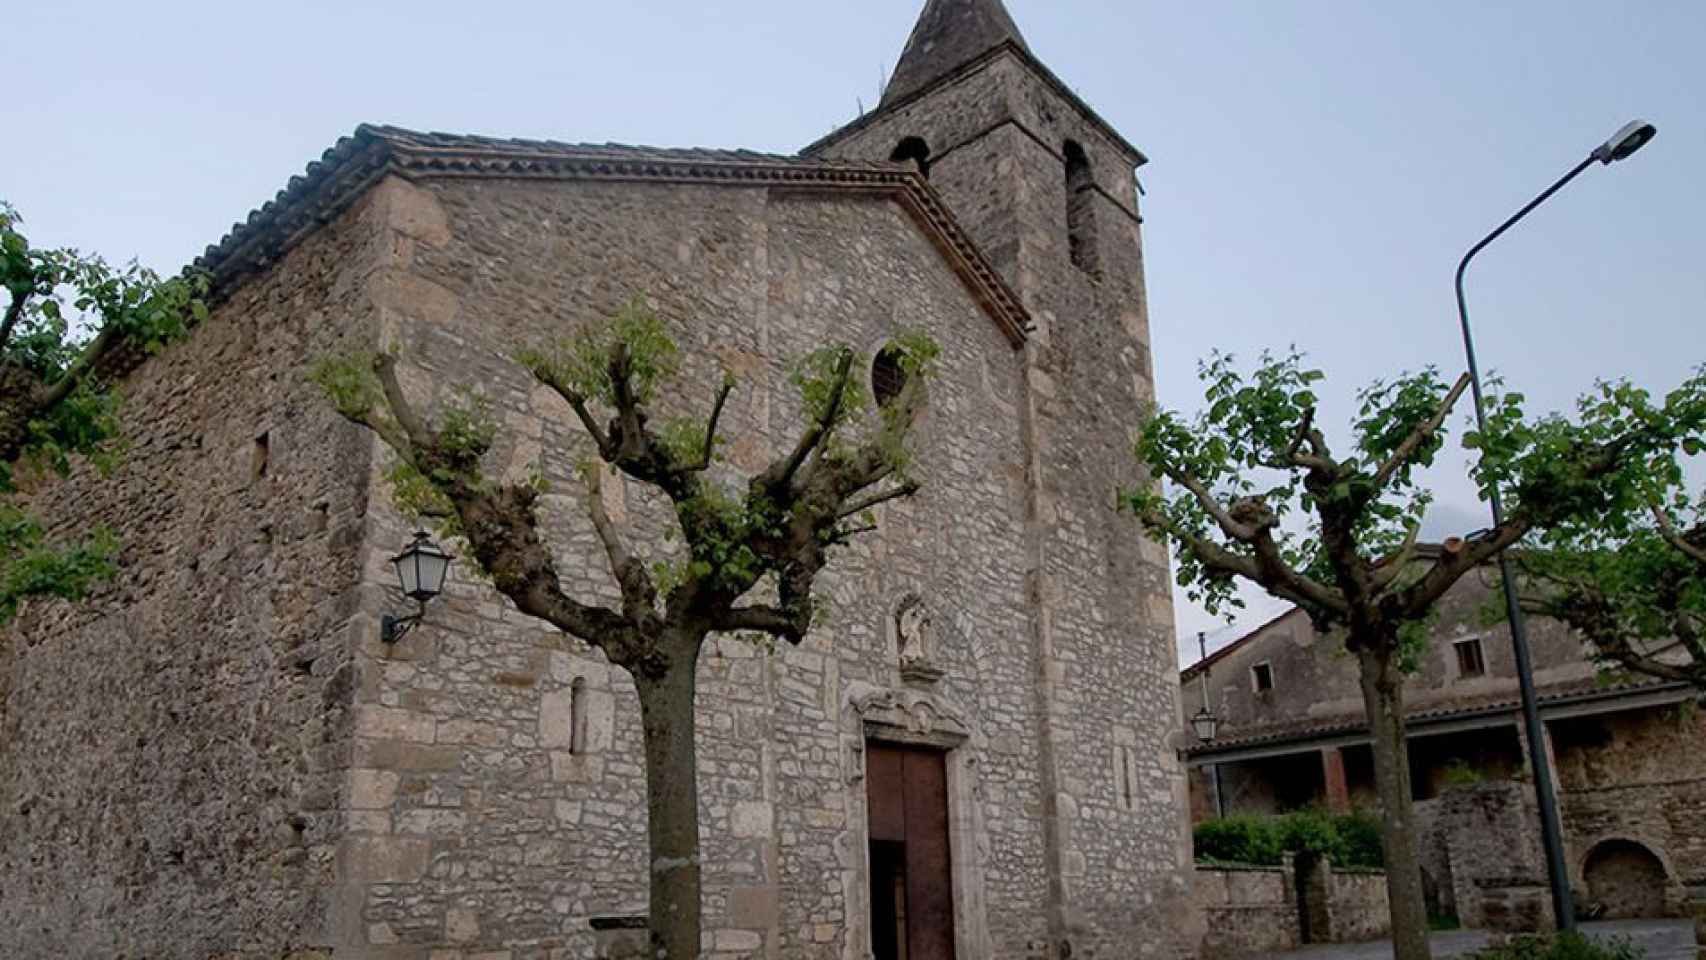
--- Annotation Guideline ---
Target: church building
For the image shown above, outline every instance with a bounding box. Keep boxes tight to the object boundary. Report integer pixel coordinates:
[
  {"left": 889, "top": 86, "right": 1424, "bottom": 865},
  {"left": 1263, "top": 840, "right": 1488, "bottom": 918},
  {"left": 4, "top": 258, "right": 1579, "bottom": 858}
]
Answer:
[{"left": 0, "top": 2, "right": 1194, "bottom": 958}]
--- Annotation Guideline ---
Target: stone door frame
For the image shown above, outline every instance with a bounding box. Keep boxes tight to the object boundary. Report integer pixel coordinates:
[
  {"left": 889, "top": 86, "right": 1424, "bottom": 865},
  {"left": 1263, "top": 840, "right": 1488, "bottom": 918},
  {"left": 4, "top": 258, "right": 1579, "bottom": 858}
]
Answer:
[{"left": 842, "top": 683, "right": 990, "bottom": 960}]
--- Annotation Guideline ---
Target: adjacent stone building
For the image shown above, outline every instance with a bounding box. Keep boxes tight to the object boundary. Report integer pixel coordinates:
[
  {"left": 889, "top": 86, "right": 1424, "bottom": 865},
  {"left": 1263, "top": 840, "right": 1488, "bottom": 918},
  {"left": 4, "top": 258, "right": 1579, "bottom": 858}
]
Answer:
[
  {"left": 0, "top": 2, "right": 1195, "bottom": 958},
  {"left": 1180, "top": 562, "right": 1705, "bottom": 930}
]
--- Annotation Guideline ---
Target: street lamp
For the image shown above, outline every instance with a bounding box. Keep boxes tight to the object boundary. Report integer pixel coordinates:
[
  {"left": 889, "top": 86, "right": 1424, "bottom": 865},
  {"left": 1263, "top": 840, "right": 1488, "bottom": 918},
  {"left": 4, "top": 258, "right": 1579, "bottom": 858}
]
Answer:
[
  {"left": 1192, "top": 631, "right": 1226, "bottom": 816},
  {"left": 381, "top": 531, "right": 454, "bottom": 643},
  {"left": 1191, "top": 706, "right": 1220, "bottom": 745},
  {"left": 1454, "top": 118, "right": 1656, "bottom": 933}
]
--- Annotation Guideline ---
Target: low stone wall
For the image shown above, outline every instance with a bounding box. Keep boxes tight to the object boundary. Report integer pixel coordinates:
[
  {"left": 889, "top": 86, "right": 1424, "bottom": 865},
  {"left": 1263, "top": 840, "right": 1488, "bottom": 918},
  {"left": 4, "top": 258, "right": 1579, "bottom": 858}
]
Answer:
[
  {"left": 1326, "top": 868, "right": 1392, "bottom": 943},
  {"left": 1192, "top": 859, "right": 1391, "bottom": 957},
  {"left": 1193, "top": 863, "right": 1302, "bottom": 959}
]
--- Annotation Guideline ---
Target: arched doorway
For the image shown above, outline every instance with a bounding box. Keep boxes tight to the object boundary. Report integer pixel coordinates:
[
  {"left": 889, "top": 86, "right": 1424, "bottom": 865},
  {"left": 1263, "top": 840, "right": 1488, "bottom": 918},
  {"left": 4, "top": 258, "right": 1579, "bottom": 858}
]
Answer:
[{"left": 1582, "top": 839, "right": 1669, "bottom": 919}]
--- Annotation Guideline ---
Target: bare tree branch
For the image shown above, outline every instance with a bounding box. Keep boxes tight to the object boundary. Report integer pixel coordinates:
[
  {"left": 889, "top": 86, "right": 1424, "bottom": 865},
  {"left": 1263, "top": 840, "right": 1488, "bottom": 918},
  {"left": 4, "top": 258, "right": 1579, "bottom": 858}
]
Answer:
[
  {"left": 1369, "top": 522, "right": 1422, "bottom": 592},
  {"left": 715, "top": 603, "right": 808, "bottom": 641},
  {"left": 1653, "top": 507, "right": 1706, "bottom": 566},
  {"left": 584, "top": 464, "right": 659, "bottom": 625},
  {"left": 691, "top": 377, "right": 734, "bottom": 471},
  {"left": 764, "top": 349, "right": 854, "bottom": 493},
  {"left": 1136, "top": 504, "right": 1346, "bottom": 617},
  {"left": 0, "top": 291, "right": 26, "bottom": 355},
  {"left": 837, "top": 481, "right": 920, "bottom": 521},
  {"left": 1371, "top": 373, "right": 1472, "bottom": 492},
  {"left": 1156, "top": 461, "right": 1255, "bottom": 540},
  {"left": 1399, "top": 520, "right": 1530, "bottom": 619}
]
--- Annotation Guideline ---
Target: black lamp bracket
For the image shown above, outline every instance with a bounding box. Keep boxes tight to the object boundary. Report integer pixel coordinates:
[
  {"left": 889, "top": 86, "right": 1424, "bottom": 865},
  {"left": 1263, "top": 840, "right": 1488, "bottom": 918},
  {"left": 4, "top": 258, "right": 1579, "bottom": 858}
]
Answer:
[{"left": 381, "top": 600, "right": 427, "bottom": 644}]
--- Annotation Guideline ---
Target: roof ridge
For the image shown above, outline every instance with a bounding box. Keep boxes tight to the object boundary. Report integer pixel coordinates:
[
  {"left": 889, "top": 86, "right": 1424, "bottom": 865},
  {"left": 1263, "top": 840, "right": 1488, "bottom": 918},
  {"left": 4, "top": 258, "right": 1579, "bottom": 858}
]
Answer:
[{"left": 190, "top": 125, "right": 1032, "bottom": 349}]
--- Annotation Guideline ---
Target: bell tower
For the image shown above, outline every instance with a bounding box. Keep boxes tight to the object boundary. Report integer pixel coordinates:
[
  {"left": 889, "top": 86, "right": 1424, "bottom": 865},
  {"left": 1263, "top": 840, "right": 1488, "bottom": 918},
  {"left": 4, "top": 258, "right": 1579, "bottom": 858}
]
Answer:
[{"left": 808, "top": 3, "right": 1193, "bottom": 958}]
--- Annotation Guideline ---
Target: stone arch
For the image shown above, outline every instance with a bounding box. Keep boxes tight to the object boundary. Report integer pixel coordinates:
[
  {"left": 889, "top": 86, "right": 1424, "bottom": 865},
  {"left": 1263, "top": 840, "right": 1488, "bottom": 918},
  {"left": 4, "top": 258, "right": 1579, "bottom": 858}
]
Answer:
[
  {"left": 1581, "top": 837, "right": 1670, "bottom": 919},
  {"left": 890, "top": 136, "right": 932, "bottom": 178}
]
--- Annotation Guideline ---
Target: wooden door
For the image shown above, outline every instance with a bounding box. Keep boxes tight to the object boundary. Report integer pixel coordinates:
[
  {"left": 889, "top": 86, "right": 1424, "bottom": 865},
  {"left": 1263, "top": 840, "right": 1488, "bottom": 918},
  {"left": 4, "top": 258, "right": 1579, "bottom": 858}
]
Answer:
[{"left": 866, "top": 743, "right": 956, "bottom": 960}]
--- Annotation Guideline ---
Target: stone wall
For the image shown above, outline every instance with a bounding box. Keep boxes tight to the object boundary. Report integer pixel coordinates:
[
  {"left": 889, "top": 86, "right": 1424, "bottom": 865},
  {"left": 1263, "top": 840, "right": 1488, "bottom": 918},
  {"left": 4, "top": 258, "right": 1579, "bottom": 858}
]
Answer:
[
  {"left": 0, "top": 184, "right": 389, "bottom": 956},
  {"left": 1189, "top": 861, "right": 1388, "bottom": 958},
  {"left": 1326, "top": 868, "right": 1392, "bottom": 943},
  {"left": 1554, "top": 703, "right": 1705, "bottom": 913},
  {"left": 1191, "top": 864, "right": 1299, "bottom": 959},
  {"left": 1440, "top": 782, "right": 1552, "bottom": 933}
]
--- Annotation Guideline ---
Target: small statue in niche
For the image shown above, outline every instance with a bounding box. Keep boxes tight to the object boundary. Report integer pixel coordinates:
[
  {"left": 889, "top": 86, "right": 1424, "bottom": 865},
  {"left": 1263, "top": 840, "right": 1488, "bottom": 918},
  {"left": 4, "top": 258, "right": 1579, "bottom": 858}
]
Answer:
[{"left": 896, "top": 594, "right": 945, "bottom": 686}]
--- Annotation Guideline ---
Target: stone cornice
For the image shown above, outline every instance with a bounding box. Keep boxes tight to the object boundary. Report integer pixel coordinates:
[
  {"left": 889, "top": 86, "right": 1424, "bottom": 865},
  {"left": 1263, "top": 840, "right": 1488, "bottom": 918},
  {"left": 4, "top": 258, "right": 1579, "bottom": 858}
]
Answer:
[{"left": 194, "top": 125, "right": 1030, "bottom": 348}]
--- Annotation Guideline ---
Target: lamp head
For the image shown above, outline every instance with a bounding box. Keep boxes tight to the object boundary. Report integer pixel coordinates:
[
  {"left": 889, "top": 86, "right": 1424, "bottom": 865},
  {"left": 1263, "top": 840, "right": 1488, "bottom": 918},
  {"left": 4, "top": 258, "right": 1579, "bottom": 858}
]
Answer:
[
  {"left": 1593, "top": 120, "right": 1656, "bottom": 165},
  {"left": 1191, "top": 706, "right": 1220, "bottom": 744},
  {"left": 391, "top": 531, "right": 454, "bottom": 603}
]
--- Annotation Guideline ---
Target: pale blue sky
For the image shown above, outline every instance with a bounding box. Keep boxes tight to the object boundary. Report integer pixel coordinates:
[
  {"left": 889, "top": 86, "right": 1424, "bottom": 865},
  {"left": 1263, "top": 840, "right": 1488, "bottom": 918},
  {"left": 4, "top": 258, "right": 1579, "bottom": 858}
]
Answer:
[{"left": 6, "top": 1, "right": 1702, "bottom": 663}]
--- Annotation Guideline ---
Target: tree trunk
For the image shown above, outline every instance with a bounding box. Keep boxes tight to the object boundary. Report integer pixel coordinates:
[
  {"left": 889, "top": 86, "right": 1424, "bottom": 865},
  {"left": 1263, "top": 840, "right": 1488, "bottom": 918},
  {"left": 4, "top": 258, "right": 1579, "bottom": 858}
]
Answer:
[
  {"left": 1356, "top": 641, "right": 1432, "bottom": 960},
  {"left": 634, "top": 642, "right": 704, "bottom": 960}
]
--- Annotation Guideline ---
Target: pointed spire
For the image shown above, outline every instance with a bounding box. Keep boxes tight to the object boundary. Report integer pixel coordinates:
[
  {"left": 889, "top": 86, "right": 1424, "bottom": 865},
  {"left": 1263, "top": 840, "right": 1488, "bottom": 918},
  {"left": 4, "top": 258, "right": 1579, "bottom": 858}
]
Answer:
[{"left": 882, "top": 0, "right": 1031, "bottom": 106}]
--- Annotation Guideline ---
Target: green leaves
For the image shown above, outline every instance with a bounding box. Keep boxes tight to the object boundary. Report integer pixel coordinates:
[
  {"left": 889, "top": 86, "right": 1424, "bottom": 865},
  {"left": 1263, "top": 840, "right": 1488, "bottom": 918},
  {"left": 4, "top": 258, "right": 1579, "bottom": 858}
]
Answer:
[
  {"left": 516, "top": 297, "right": 679, "bottom": 407},
  {"left": 0, "top": 198, "right": 205, "bottom": 623},
  {"left": 308, "top": 351, "right": 385, "bottom": 421},
  {"left": 0, "top": 502, "right": 117, "bottom": 626}
]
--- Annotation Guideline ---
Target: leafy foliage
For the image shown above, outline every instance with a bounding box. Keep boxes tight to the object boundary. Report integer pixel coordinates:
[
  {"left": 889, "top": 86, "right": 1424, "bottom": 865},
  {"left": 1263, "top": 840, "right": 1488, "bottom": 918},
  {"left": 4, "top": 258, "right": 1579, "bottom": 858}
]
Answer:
[
  {"left": 0, "top": 200, "right": 206, "bottom": 625},
  {"left": 1503, "top": 369, "right": 1706, "bottom": 687},
  {"left": 1193, "top": 809, "right": 1385, "bottom": 869}
]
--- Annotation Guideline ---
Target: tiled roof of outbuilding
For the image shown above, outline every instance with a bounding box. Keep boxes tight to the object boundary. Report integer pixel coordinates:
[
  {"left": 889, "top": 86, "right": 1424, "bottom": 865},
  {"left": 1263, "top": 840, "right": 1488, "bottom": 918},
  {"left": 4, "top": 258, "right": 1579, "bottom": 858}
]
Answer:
[
  {"left": 192, "top": 124, "right": 1031, "bottom": 345},
  {"left": 1186, "top": 676, "right": 1690, "bottom": 759}
]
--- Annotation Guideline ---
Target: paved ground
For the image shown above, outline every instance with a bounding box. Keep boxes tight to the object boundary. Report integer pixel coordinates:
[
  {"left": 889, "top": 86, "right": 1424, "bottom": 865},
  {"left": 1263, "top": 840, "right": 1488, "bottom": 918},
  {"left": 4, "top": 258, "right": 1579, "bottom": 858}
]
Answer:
[{"left": 1253, "top": 920, "right": 1696, "bottom": 960}]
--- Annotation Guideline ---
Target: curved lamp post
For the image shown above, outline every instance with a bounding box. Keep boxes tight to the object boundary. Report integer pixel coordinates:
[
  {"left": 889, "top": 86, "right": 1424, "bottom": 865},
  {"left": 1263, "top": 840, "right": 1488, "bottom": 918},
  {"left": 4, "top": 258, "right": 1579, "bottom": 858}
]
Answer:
[
  {"left": 1455, "top": 118, "right": 1656, "bottom": 933},
  {"left": 381, "top": 531, "right": 455, "bottom": 643}
]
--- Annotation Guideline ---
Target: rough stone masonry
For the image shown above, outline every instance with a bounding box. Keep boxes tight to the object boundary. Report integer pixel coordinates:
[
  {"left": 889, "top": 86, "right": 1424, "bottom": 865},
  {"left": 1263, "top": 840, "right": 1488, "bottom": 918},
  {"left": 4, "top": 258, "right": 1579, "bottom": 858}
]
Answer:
[{"left": 0, "top": 2, "right": 1195, "bottom": 957}]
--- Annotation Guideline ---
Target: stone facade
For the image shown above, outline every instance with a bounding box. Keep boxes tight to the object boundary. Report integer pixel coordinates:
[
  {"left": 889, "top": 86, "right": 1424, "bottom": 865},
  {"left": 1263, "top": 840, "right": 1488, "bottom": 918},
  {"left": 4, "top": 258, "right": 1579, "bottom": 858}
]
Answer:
[{"left": 0, "top": 2, "right": 1193, "bottom": 958}]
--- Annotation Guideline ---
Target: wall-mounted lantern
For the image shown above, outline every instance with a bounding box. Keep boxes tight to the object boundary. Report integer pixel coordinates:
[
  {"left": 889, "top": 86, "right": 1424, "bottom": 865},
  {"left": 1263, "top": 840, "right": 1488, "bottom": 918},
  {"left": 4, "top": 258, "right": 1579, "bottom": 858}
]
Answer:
[{"left": 381, "top": 531, "right": 454, "bottom": 643}]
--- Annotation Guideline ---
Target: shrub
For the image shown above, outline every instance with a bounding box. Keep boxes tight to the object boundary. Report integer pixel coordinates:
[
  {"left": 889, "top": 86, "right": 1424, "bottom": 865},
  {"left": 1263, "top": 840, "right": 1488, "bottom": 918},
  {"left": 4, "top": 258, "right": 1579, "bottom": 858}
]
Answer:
[
  {"left": 1194, "top": 815, "right": 1284, "bottom": 866},
  {"left": 1193, "top": 808, "right": 1386, "bottom": 869},
  {"left": 1335, "top": 808, "right": 1385, "bottom": 869},
  {"left": 1465, "top": 933, "right": 1643, "bottom": 960}
]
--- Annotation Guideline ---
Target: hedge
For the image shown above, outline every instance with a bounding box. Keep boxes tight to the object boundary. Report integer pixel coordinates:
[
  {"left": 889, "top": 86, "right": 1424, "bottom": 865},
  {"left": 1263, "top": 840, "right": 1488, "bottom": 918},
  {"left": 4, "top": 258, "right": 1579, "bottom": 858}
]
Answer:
[{"left": 1194, "top": 809, "right": 1385, "bottom": 869}]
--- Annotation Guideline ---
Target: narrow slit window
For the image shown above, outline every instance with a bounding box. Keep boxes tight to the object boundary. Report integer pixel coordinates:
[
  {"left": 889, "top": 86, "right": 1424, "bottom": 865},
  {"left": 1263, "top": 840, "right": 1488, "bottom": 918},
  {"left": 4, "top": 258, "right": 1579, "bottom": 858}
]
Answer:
[
  {"left": 1118, "top": 746, "right": 1135, "bottom": 811},
  {"left": 569, "top": 678, "right": 588, "bottom": 755},
  {"left": 1064, "top": 140, "right": 1101, "bottom": 276},
  {"left": 252, "top": 432, "right": 270, "bottom": 480},
  {"left": 1251, "top": 661, "right": 1275, "bottom": 693},
  {"left": 1455, "top": 639, "right": 1486, "bottom": 679}
]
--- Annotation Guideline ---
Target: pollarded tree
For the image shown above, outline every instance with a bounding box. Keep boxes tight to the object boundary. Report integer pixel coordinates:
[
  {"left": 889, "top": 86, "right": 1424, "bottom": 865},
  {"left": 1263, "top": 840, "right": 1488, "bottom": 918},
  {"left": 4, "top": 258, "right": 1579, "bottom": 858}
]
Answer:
[
  {"left": 1511, "top": 375, "right": 1706, "bottom": 688},
  {"left": 0, "top": 201, "right": 207, "bottom": 623},
  {"left": 314, "top": 301, "right": 937, "bottom": 960},
  {"left": 1121, "top": 352, "right": 1706, "bottom": 960}
]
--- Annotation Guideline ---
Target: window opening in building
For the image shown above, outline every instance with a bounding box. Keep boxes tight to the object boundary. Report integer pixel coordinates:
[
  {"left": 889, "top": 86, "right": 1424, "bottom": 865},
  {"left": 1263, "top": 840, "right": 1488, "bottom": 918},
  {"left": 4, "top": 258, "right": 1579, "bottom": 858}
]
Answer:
[
  {"left": 252, "top": 432, "right": 270, "bottom": 480},
  {"left": 872, "top": 346, "right": 907, "bottom": 408},
  {"left": 569, "top": 677, "right": 588, "bottom": 754},
  {"left": 890, "top": 137, "right": 932, "bottom": 178},
  {"left": 1454, "top": 638, "right": 1486, "bottom": 679},
  {"left": 1064, "top": 140, "right": 1101, "bottom": 276},
  {"left": 1251, "top": 661, "right": 1275, "bottom": 693}
]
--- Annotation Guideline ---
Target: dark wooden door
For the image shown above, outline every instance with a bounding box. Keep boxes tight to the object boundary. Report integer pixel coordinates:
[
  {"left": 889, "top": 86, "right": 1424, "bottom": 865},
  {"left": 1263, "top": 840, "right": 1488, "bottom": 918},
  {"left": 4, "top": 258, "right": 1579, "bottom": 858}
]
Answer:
[{"left": 866, "top": 743, "right": 956, "bottom": 960}]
